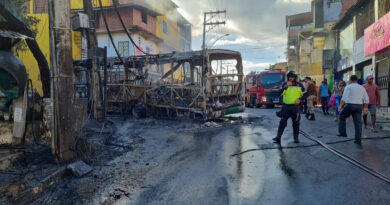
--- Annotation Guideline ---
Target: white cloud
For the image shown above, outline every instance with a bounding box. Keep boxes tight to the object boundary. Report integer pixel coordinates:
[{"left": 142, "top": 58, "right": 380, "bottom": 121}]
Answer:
[
  {"left": 212, "top": 37, "right": 258, "bottom": 47},
  {"left": 243, "top": 60, "right": 272, "bottom": 75},
  {"left": 173, "top": 0, "right": 311, "bottom": 53}
]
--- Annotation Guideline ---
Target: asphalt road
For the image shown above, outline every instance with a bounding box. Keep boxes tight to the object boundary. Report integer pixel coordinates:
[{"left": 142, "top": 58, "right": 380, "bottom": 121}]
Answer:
[
  {"left": 128, "top": 108, "right": 390, "bottom": 205},
  {"left": 30, "top": 108, "right": 390, "bottom": 205}
]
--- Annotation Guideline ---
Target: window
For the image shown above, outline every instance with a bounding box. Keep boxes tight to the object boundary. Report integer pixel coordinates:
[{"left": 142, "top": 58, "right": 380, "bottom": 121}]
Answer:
[
  {"left": 141, "top": 11, "right": 147, "bottom": 24},
  {"left": 163, "top": 21, "right": 168, "bottom": 34},
  {"left": 118, "top": 41, "right": 129, "bottom": 57},
  {"left": 260, "top": 74, "right": 285, "bottom": 89}
]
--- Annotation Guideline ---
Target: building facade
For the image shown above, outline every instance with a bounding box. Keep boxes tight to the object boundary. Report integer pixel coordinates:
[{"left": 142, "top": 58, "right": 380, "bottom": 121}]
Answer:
[
  {"left": 16, "top": 0, "right": 192, "bottom": 95},
  {"left": 332, "top": 0, "right": 390, "bottom": 115},
  {"left": 286, "top": 12, "right": 313, "bottom": 75}
]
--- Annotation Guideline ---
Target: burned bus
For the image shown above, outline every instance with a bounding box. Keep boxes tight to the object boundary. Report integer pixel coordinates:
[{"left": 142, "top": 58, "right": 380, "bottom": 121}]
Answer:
[{"left": 105, "top": 49, "right": 245, "bottom": 120}]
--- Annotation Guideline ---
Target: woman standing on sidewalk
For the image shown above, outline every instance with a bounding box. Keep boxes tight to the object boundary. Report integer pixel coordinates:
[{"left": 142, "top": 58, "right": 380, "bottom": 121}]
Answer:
[{"left": 333, "top": 80, "right": 345, "bottom": 121}]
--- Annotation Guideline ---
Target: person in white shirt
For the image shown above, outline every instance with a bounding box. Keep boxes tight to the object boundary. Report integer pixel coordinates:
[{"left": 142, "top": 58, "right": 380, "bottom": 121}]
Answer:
[{"left": 337, "top": 75, "right": 369, "bottom": 145}]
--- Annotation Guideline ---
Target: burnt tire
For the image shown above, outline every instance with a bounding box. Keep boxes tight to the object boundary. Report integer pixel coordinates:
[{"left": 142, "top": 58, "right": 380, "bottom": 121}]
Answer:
[{"left": 132, "top": 104, "right": 146, "bottom": 119}]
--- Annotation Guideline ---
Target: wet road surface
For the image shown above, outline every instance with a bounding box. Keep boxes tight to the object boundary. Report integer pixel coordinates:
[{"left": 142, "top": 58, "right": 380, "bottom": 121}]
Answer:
[
  {"left": 31, "top": 108, "right": 390, "bottom": 205},
  {"left": 128, "top": 108, "right": 390, "bottom": 205}
]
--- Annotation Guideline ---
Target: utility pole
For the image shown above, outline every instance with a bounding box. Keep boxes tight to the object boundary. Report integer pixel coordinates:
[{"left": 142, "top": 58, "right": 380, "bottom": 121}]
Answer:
[
  {"left": 83, "top": 0, "right": 103, "bottom": 120},
  {"left": 48, "top": 0, "right": 77, "bottom": 162},
  {"left": 202, "top": 10, "right": 226, "bottom": 50}
]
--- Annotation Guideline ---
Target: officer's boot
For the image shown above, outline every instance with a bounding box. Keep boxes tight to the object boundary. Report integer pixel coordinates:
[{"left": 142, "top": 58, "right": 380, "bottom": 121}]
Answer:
[{"left": 294, "top": 135, "right": 299, "bottom": 143}]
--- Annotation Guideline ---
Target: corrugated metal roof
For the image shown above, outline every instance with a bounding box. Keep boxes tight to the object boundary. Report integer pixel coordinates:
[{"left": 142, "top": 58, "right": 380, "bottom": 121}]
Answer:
[{"left": 286, "top": 12, "right": 313, "bottom": 28}]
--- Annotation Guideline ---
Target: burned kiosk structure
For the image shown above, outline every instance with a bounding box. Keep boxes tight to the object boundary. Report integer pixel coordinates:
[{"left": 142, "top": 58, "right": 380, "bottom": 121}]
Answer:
[{"left": 106, "top": 49, "right": 245, "bottom": 120}]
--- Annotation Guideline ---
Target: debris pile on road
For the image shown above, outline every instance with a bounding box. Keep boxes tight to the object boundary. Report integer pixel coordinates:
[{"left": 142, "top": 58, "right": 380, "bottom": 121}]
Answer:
[
  {"left": 202, "top": 121, "right": 222, "bottom": 128},
  {"left": 67, "top": 160, "right": 93, "bottom": 177}
]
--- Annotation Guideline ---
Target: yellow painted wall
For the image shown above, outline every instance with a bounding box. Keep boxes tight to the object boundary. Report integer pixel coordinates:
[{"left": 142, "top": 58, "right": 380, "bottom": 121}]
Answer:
[
  {"left": 15, "top": 0, "right": 86, "bottom": 95},
  {"left": 300, "top": 63, "right": 324, "bottom": 83},
  {"left": 15, "top": 13, "right": 51, "bottom": 96},
  {"left": 313, "top": 37, "right": 325, "bottom": 49},
  {"left": 154, "top": 3, "right": 184, "bottom": 82},
  {"left": 70, "top": 0, "right": 111, "bottom": 10},
  {"left": 156, "top": 16, "right": 182, "bottom": 52}
]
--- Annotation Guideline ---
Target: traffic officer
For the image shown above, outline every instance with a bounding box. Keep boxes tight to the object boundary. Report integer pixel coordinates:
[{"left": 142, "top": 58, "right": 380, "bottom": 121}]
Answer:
[{"left": 273, "top": 70, "right": 305, "bottom": 144}]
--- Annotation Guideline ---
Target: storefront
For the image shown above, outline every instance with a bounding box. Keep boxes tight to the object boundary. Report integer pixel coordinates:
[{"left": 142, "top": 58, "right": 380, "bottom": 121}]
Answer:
[
  {"left": 336, "top": 57, "right": 353, "bottom": 83},
  {"left": 354, "top": 37, "right": 373, "bottom": 84},
  {"left": 365, "top": 11, "right": 390, "bottom": 108}
]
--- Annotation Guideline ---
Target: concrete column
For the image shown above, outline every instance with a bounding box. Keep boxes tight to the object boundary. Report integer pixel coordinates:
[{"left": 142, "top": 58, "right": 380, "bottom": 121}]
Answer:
[{"left": 373, "top": 0, "right": 379, "bottom": 83}]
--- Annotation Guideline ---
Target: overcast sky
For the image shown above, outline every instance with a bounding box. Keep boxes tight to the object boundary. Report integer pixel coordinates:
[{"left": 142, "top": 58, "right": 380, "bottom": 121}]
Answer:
[{"left": 172, "top": 0, "right": 311, "bottom": 74}]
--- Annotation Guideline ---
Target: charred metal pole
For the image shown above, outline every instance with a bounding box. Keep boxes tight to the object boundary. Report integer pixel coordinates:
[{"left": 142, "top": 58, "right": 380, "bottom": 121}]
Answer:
[
  {"left": 103, "top": 46, "right": 108, "bottom": 121},
  {"left": 48, "top": 0, "right": 77, "bottom": 162},
  {"left": 84, "top": 0, "right": 103, "bottom": 120}
]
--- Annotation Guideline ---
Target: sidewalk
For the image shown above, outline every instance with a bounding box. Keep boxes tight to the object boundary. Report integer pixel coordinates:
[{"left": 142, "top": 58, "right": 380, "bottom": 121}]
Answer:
[{"left": 313, "top": 106, "right": 390, "bottom": 133}]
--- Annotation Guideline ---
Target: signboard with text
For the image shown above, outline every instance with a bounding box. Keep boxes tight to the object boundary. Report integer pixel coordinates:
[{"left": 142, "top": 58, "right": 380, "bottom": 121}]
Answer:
[{"left": 364, "top": 12, "right": 390, "bottom": 56}]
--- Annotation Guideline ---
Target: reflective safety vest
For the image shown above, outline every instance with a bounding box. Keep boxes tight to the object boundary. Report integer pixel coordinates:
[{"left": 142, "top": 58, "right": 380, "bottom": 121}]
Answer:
[{"left": 282, "top": 86, "right": 303, "bottom": 105}]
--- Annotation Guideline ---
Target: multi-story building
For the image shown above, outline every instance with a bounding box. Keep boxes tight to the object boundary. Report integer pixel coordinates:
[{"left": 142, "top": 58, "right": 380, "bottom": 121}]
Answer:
[
  {"left": 311, "top": 0, "right": 344, "bottom": 86},
  {"left": 332, "top": 0, "right": 390, "bottom": 115},
  {"left": 286, "top": 12, "right": 324, "bottom": 82},
  {"left": 270, "top": 62, "right": 288, "bottom": 71},
  {"left": 286, "top": 12, "right": 313, "bottom": 75},
  {"left": 16, "top": 0, "right": 192, "bottom": 95}
]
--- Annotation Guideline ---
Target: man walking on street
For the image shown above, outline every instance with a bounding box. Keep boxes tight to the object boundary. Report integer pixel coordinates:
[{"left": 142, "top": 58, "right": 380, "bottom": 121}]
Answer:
[
  {"left": 273, "top": 71, "right": 305, "bottom": 144},
  {"left": 319, "top": 79, "right": 330, "bottom": 115},
  {"left": 363, "top": 75, "right": 381, "bottom": 132},
  {"left": 305, "top": 77, "right": 317, "bottom": 121},
  {"left": 301, "top": 78, "right": 309, "bottom": 114},
  {"left": 338, "top": 75, "right": 369, "bottom": 145}
]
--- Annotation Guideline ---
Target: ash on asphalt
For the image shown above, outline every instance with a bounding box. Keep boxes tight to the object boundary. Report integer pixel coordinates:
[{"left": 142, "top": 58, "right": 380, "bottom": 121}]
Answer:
[{"left": 30, "top": 108, "right": 390, "bottom": 205}]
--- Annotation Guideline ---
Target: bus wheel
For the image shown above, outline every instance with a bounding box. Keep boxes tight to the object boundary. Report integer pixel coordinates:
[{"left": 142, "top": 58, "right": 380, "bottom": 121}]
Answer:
[{"left": 132, "top": 104, "right": 147, "bottom": 119}]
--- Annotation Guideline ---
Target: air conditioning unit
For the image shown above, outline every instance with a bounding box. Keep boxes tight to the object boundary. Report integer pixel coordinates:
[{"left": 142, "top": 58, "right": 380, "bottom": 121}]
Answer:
[{"left": 72, "top": 13, "right": 90, "bottom": 31}]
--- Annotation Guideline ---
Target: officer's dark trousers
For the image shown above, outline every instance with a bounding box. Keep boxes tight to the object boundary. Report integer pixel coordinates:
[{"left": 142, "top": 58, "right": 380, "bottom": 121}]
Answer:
[
  {"left": 338, "top": 104, "right": 363, "bottom": 143},
  {"left": 276, "top": 104, "right": 301, "bottom": 140}
]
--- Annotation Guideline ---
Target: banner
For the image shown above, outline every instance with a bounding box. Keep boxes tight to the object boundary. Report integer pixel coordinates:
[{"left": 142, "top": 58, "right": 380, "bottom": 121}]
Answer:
[{"left": 364, "top": 12, "right": 390, "bottom": 56}]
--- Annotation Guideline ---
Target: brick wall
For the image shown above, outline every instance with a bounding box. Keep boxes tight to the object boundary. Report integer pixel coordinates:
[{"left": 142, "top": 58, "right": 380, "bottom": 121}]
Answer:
[
  {"left": 97, "top": 7, "right": 156, "bottom": 35},
  {"left": 132, "top": 9, "right": 156, "bottom": 35},
  {"left": 33, "top": 0, "right": 48, "bottom": 14},
  {"left": 97, "top": 8, "right": 134, "bottom": 31},
  {"left": 339, "top": 0, "right": 358, "bottom": 18}
]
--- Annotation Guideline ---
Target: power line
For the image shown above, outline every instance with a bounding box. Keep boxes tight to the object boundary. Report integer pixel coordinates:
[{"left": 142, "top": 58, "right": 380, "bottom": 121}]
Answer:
[
  {"left": 202, "top": 10, "right": 226, "bottom": 50},
  {"left": 97, "top": 0, "right": 126, "bottom": 65},
  {"left": 112, "top": 0, "right": 150, "bottom": 55}
]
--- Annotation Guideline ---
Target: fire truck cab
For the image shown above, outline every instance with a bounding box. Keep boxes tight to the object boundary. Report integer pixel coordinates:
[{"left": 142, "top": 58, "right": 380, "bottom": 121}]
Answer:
[{"left": 245, "top": 69, "right": 286, "bottom": 108}]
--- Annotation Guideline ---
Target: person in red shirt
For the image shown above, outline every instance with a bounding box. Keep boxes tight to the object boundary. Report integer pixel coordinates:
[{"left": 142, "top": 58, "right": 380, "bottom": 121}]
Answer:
[{"left": 363, "top": 75, "right": 381, "bottom": 132}]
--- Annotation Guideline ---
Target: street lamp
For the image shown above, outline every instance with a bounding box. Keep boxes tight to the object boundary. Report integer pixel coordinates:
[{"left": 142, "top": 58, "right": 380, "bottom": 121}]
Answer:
[{"left": 208, "top": 34, "right": 230, "bottom": 49}]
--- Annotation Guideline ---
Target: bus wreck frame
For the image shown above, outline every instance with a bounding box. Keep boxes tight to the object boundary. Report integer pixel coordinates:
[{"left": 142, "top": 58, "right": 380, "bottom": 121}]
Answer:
[{"left": 106, "top": 49, "right": 245, "bottom": 120}]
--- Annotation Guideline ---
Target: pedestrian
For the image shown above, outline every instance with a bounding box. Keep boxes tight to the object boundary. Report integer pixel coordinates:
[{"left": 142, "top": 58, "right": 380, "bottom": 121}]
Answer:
[
  {"left": 313, "top": 81, "right": 317, "bottom": 107},
  {"left": 338, "top": 75, "right": 369, "bottom": 145},
  {"left": 319, "top": 79, "right": 330, "bottom": 115},
  {"left": 333, "top": 80, "right": 345, "bottom": 121},
  {"left": 301, "top": 77, "right": 309, "bottom": 114},
  {"left": 273, "top": 70, "right": 305, "bottom": 144},
  {"left": 305, "top": 77, "right": 317, "bottom": 121},
  {"left": 363, "top": 75, "right": 381, "bottom": 132}
]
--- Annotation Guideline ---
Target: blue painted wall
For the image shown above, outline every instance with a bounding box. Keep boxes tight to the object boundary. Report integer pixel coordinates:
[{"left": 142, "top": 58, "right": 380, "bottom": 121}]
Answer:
[{"left": 324, "top": 0, "right": 343, "bottom": 23}]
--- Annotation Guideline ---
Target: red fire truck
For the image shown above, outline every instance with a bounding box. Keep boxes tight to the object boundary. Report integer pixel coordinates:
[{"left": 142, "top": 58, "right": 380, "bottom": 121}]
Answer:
[{"left": 245, "top": 69, "right": 286, "bottom": 108}]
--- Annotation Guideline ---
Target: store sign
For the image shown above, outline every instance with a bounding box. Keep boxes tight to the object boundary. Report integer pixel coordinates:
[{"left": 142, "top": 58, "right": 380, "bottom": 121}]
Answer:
[
  {"left": 354, "top": 37, "right": 371, "bottom": 64},
  {"left": 337, "top": 57, "right": 353, "bottom": 72},
  {"left": 364, "top": 12, "right": 390, "bottom": 56}
]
